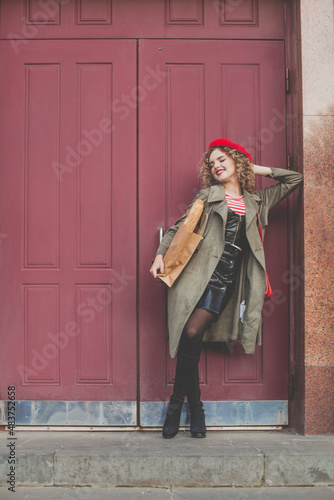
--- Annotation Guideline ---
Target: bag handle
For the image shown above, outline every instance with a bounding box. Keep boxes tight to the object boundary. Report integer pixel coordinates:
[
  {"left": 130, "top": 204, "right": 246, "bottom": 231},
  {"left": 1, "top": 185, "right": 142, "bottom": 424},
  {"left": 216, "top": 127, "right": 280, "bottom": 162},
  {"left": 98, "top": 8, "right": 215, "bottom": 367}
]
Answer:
[
  {"left": 257, "top": 212, "right": 264, "bottom": 242},
  {"left": 257, "top": 212, "right": 274, "bottom": 301}
]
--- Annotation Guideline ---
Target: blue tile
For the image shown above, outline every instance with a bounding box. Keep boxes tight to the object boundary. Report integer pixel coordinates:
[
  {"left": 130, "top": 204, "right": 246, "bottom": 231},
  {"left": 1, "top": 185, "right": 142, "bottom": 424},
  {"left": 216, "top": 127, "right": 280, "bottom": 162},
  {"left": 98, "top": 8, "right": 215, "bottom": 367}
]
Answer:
[
  {"left": 67, "top": 401, "right": 101, "bottom": 425},
  {"left": 32, "top": 401, "right": 67, "bottom": 425},
  {"left": 103, "top": 401, "right": 136, "bottom": 425},
  {"left": 140, "top": 401, "right": 288, "bottom": 427}
]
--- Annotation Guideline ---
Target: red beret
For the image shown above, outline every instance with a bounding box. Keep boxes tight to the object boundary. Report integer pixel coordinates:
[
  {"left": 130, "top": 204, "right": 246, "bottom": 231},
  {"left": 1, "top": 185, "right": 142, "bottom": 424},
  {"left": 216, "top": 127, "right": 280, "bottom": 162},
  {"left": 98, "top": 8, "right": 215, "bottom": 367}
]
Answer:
[{"left": 208, "top": 138, "right": 252, "bottom": 162}]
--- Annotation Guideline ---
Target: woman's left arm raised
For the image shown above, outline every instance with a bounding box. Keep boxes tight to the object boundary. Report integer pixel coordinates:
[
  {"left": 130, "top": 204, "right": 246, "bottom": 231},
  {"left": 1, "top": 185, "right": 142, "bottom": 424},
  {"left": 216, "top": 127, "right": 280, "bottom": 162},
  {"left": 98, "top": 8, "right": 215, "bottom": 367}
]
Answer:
[
  {"left": 252, "top": 164, "right": 303, "bottom": 210},
  {"left": 252, "top": 164, "right": 273, "bottom": 176}
]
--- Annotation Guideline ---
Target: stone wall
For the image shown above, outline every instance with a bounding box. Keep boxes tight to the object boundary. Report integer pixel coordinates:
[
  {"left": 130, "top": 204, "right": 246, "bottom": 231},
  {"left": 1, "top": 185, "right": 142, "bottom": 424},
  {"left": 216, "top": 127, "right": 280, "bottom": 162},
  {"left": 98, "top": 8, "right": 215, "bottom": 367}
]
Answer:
[{"left": 295, "top": 0, "right": 334, "bottom": 434}]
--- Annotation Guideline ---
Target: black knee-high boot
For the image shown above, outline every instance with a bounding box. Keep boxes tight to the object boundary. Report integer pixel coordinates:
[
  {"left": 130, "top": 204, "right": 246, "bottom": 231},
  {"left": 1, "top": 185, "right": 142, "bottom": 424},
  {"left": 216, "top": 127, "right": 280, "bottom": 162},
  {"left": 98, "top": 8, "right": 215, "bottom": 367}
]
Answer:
[
  {"left": 186, "top": 355, "right": 206, "bottom": 438},
  {"left": 163, "top": 351, "right": 200, "bottom": 438},
  {"left": 163, "top": 352, "right": 206, "bottom": 438}
]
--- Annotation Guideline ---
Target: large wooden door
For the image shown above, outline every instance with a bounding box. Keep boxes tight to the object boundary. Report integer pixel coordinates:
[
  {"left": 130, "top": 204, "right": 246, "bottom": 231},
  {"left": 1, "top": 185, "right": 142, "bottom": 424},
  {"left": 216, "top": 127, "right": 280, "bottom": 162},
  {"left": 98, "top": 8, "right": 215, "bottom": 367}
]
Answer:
[
  {"left": 139, "top": 39, "right": 289, "bottom": 426},
  {"left": 0, "top": 40, "right": 137, "bottom": 423},
  {"left": 0, "top": 0, "right": 290, "bottom": 428}
]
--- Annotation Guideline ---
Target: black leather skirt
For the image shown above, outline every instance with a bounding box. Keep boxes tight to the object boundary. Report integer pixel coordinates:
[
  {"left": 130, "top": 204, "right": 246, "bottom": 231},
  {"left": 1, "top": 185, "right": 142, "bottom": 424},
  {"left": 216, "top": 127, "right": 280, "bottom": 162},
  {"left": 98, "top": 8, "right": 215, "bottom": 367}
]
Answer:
[{"left": 195, "top": 242, "right": 242, "bottom": 321}]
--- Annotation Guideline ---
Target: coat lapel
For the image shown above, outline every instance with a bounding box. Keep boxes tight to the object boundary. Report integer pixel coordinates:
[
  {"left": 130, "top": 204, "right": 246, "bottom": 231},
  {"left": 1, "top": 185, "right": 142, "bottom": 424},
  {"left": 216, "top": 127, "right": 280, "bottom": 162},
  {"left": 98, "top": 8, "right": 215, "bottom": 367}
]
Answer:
[
  {"left": 207, "top": 183, "right": 226, "bottom": 203},
  {"left": 244, "top": 190, "right": 261, "bottom": 229},
  {"left": 244, "top": 191, "right": 266, "bottom": 270},
  {"left": 207, "top": 184, "right": 262, "bottom": 228},
  {"left": 207, "top": 184, "right": 228, "bottom": 222}
]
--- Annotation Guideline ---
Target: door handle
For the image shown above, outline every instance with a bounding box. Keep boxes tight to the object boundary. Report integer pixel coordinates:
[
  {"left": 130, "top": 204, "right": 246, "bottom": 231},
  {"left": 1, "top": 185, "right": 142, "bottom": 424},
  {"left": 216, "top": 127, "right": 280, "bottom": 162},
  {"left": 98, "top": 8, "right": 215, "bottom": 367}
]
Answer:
[{"left": 159, "top": 227, "right": 164, "bottom": 244}]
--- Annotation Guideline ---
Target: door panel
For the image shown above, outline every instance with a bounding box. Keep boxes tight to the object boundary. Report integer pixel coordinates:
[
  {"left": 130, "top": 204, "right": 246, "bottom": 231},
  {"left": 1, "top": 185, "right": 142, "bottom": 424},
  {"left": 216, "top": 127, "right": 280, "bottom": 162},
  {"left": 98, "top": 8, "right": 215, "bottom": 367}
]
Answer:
[
  {"left": 139, "top": 39, "right": 288, "bottom": 423},
  {"left": 0, "top": 0, "right": 285, "bottom": 40},
  {"left": 0, "top": 40, "right": 137, "bottom": 402}
]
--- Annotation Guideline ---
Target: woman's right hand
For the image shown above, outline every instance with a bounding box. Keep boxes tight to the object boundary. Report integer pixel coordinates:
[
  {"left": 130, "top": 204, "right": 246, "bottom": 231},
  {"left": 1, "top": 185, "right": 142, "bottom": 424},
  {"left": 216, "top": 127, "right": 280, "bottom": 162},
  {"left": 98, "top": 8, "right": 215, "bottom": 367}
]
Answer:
[{"left": 150, "top": 254, "right": 164, "bottom": 278}]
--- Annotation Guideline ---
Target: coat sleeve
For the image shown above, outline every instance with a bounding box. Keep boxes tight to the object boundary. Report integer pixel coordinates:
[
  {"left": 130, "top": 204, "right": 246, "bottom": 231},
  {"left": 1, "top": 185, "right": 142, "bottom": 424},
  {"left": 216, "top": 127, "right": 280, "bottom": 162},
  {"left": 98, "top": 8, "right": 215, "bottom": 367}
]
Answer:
[
  {"left": 255, "top": 167, "right": 303, "bottom": 210},
  {"left": 155, "top": 189, "right": 209, "bottom": 257}
]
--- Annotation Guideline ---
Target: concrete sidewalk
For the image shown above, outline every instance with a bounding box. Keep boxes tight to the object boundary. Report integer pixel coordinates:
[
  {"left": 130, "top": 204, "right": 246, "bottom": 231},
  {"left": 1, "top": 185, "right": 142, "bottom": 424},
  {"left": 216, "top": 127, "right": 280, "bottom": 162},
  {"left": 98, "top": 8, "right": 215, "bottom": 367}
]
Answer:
[
  {"left": 0, "top": 430, "right": 333, "bottom": 488},
  {"left": 0, "top": 487, "right": 334, "bottom": 500}
]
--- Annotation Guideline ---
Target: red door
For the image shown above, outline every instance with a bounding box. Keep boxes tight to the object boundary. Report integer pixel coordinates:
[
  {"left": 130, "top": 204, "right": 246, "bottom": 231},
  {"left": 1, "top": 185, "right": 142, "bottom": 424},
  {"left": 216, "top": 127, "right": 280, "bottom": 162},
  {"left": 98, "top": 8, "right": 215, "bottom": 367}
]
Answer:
[
  {"left": 0, "top": 0, "right": 290, "bottom": 427},
  {"left": 0, "top": 41, "right": 137, "bottom": 411},
  {"left": 139, "top": 39, "right": 289, "bottom": 426}
]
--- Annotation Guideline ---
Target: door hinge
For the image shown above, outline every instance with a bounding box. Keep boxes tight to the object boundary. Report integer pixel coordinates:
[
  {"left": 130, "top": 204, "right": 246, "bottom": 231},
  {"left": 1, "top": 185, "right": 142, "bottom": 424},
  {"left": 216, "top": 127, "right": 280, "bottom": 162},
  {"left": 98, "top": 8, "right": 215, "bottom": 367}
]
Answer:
[
  {"left": 288, "top": 373, "right": 295, "bottom": 399},
  {"left": 285, "top": 68, "right": 291, "bottom": 93},
  {"left": 287, "top": 154, "right": 292, "bottom": 170}
]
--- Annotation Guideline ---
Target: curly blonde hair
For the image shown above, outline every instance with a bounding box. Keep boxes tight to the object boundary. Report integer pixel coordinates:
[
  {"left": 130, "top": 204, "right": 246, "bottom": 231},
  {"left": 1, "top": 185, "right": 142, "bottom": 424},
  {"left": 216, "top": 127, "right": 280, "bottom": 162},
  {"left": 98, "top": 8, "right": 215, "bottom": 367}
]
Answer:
[{"left": 199, "top": 146, "right": 255, "bottom": 193}]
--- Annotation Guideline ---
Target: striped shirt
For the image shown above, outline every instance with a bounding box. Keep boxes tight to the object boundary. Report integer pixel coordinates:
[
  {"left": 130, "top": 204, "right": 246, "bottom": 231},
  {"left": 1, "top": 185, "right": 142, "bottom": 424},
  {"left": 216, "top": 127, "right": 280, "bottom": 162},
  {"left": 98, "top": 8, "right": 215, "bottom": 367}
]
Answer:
[{"left": 225, "top": 193, "right": 245, "bottom": 215}]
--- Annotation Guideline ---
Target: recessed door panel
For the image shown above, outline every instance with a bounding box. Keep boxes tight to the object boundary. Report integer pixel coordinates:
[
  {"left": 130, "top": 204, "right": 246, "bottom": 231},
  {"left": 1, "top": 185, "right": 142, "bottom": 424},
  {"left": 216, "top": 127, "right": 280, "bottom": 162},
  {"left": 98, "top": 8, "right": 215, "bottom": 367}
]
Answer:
[{"left": 0, "top": 0, "right": 285, "bottom": 40}]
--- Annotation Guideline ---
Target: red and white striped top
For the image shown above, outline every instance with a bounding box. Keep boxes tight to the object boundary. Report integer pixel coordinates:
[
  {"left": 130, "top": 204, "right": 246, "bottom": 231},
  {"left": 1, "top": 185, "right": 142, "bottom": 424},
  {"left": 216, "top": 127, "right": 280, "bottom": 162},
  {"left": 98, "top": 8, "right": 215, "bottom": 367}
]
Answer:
[{"left": 225, "top": 193, "right": 245, "bottom": 215}]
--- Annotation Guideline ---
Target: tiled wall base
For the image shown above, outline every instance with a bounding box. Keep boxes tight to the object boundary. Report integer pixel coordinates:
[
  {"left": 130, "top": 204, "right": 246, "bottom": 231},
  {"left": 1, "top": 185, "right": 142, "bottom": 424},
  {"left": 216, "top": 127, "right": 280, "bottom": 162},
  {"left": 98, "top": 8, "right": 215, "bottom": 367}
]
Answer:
[
  {"left": 141, "top": 401, "right": 288, "bottom": 427},
  {"left": 0, "top": 400, "right": 288, "bottom": 427}
]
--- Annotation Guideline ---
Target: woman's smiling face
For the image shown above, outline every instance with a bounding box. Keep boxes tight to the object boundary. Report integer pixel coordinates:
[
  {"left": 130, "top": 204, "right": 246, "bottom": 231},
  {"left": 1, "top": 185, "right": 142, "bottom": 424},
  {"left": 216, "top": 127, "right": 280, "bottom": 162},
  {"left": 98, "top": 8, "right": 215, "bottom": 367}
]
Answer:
[{"left": 208, "top": 148, "right": 238, "bottom": 184}]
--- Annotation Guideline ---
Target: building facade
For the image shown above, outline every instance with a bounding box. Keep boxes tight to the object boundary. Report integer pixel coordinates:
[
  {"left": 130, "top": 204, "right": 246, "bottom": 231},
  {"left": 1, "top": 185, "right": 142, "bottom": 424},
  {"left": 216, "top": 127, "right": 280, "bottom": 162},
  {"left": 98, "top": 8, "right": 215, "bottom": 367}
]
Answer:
[{"left": 0, "top": 0, "right": 333, "bottom": 434}]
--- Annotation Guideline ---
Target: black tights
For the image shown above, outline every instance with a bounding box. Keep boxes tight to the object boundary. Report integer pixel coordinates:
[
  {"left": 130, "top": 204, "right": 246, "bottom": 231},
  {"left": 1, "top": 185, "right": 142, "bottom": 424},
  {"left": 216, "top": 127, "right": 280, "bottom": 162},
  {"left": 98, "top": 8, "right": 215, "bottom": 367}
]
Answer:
[{"left": 179, "top": 308, "right": 216, "bottom": 357}]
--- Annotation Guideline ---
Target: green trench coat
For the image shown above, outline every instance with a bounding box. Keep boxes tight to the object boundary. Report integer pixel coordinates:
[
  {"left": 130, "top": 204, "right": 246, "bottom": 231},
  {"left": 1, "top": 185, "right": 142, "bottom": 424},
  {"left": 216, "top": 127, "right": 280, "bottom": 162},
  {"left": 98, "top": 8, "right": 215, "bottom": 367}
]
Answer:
[{"left": 156, "top": 168, "right": 303, "bottom": 358}]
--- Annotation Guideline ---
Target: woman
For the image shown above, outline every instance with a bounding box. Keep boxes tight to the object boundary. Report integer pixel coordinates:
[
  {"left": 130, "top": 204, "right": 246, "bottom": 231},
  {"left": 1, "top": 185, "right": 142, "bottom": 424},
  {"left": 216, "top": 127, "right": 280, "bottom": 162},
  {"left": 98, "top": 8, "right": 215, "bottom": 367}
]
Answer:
[{"left": 150, "top": 138, "right": 303, "bottom": 439}]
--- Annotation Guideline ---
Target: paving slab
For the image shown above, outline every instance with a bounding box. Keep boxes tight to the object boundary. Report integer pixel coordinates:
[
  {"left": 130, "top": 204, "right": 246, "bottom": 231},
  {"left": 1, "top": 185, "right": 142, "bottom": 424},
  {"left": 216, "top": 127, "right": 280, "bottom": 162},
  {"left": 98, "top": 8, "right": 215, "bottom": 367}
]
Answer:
[
  {"left": 0, "top": 487, "right": 171, "bottom": 500},
  {"left": 0, "top": 487, "right": 334, "bottom": 500},
  {"left": 0, "top": 430, "right": 333, "bottom": 487},
  {"left": 266, "top": 454, "right": 334, "bottom": 486},
  {"left": 173, "top": 487, "right": 334, "bottom": 499}
]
